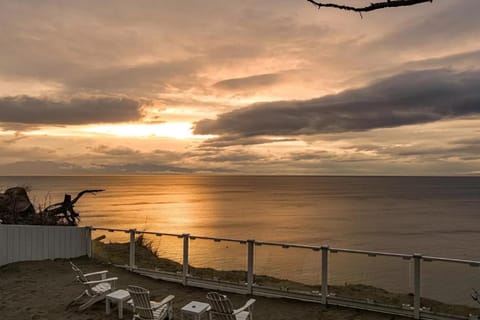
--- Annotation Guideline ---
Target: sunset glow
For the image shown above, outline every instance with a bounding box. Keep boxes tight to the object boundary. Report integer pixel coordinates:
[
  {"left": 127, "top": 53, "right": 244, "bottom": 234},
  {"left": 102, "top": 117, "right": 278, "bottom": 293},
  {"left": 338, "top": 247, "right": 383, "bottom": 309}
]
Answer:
[
  {"left": 82, "top": 123, "right": 207, "bottom": 139},
  {"left": 0, "top": 1, "right": 479, "bottom": 175}
]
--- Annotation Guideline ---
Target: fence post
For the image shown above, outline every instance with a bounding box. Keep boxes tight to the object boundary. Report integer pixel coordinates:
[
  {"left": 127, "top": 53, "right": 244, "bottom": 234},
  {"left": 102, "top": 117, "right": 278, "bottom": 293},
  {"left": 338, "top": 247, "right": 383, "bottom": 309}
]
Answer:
[
  {"left": 247, "top": 240, "right": 255, "bottom": 294},
  {"left": 413, "top": 253, "right": 422, "bottom": 319},
  {"left": 86, "top": 226, "right": 92, "bottom": 258},
  {"left": 183, "top": 234, "right": 190, "bottom": 286},
  {"left": 321, "top": 245, "right": 329, "bottom": 305},
  {"left": 129, "top": 229, "right": 136, "bottom": 269}
]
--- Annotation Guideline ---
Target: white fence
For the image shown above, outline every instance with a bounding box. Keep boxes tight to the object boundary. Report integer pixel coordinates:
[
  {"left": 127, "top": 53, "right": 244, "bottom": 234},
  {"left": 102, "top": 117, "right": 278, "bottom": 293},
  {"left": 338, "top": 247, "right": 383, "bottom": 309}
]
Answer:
[{"left": 0, "top": 224, "right": 89, "bottom": 266}]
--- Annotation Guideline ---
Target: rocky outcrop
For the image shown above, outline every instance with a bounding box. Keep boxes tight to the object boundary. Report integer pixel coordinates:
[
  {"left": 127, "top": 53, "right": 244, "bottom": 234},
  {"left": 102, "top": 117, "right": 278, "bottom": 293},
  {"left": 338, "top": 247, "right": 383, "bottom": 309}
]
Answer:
[{"left": 0, "top": 187, "right": 36, "bottom": 224}]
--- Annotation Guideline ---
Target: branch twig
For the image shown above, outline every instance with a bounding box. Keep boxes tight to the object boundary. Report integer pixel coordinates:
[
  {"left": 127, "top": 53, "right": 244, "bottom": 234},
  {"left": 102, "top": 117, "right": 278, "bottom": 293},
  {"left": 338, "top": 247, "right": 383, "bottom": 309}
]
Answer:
[{"left": 306, "top": 0, "right": 433, "bottom": 13}]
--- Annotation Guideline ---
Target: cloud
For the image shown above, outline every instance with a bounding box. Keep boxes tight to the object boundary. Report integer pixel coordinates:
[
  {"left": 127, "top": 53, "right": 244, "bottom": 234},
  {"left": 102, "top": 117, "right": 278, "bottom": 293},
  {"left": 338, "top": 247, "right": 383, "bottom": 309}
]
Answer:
[
  {"left": 200, "top": 135, "right": 297, "bottom": 148},
  {"left": 94, "top": 162, "right": 193, "bottom": 174},
  {"left": 197, "top": 151, "right": 263, "bottom": 163},
  {"left": 214, "top": 73, "right": 285, "bottom": 91},
  {"left": 0, "top": 161, "right": 88, "bottom": 175},
  {"left": 0, "top": 159, "right": 239, "bottom": 175},
  {"left": 0, "top": 96, "right": 143, "bottom": 125},
  {"left": 343, "top": 137, "right": 480, "bottom": 162},
  {"left": 373, "top": 1, "right": 480, "bottom": 55},
  {"left": 0, "top": 160, "right": 192, "bottom": 175},
  {"left": 194, "top": 69, "right": 480, "bottom": 138},
  {"left": 89, "top": 145, "right": 141, "bottom": 156},
  {"left": 67, "top": 59, "right": 204, "bottom": 95}
]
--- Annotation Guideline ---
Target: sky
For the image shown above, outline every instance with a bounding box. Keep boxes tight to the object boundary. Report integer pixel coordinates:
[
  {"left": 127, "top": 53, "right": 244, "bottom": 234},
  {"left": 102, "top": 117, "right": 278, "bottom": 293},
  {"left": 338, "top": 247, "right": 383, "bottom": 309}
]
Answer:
[{"left": 0, "top": 0, "right": 479, "bottom": 175}]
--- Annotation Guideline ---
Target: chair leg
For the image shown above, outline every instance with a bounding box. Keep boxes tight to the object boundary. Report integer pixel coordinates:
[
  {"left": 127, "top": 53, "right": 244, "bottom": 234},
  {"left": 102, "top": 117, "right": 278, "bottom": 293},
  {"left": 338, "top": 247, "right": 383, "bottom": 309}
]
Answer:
[
  {"left": 67, "top": 290, "right": 87, "bottom": 308},
  {"left": 78, "top": 295, "right": 105, "bottom": 311}
]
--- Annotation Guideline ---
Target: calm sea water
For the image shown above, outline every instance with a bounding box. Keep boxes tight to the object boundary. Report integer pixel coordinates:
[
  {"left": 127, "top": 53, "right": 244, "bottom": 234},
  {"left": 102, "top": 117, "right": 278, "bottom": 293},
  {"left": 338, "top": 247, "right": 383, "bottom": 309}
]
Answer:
[
  {"left": 1, "top": 175, "right": 479, "bottom": 306},
  {"left": 1, "top": 175, "right": 478, "bottom": 257}
]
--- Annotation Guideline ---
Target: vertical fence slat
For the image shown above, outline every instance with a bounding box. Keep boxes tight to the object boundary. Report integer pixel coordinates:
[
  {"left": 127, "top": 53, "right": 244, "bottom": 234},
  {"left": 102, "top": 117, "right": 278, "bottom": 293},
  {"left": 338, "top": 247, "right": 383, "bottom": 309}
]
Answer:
[
  {"left": 0, "top": 225, "right": 7, "bottom": 266},
  {"left": 31, "top": 227, "right": 39, "bottom": 261},
  {"left": 37, "top": 227, "right": 45, "bottom": 261},
  {"left": 68, "top": 227, "right": 75, "bottom": 257},
  {"left": 14, "top": 226, "right": 20, "bottom": 263},
  {"left": 85, "top": 226, "right": 92, "bottom": 258},
  {"left": 18, "top": 226, "right": 25, "bottom": 261},
  {"left": 44, "top": 226, "right": 50, "bottom": 259},
  {"left": 7, "top": 227, "right": 14, "bottom": 264}
]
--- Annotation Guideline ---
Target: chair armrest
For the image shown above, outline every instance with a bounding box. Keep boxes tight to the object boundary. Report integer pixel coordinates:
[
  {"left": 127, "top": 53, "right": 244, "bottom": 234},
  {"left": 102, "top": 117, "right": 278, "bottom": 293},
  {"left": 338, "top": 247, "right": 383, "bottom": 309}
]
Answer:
[
  {"left": 84, "top": 270, "right": 109, "bottom": 279},
  {"left": 233, "top": 299, "right": 256, "bottom": 314},
  {"left": 83, "top": 277, "right": 118, "bottom": 285},
  {"left": 151, "top": 295, "right": 175, "bottom": 309}
]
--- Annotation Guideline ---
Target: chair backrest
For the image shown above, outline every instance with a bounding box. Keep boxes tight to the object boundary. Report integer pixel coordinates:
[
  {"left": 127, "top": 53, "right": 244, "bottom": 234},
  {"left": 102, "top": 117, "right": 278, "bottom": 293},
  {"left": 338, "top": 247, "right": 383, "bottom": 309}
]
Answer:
[
  {"left": 128, "top": 285, "right": 154, "bottom": 319},
  {"left": 206, "top": 292, "right": 236, "bottom": 320},
  {"left": 70, "top": 261, "right": 88, "bottom": 283}
]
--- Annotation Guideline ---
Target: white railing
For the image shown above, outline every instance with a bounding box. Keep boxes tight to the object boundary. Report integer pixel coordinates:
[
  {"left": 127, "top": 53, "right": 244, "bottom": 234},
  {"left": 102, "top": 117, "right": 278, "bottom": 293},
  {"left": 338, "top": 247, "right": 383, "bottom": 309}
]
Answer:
[
  {"left": 89, "top": 227, "right": 480, "bottom": 320},
  {"left": 0, "top": 224, "right": 89, "bottom": 266}
]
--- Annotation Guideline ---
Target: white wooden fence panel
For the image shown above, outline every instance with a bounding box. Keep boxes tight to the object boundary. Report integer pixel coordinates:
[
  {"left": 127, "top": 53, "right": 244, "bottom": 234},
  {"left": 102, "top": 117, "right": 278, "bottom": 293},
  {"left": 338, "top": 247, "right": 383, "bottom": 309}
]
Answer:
[
  {"left": 0, "top": 225, "right": 6, "bottom": 266},
  {"left": 0, "top": 224, "right": 89, "bottom": 266}
]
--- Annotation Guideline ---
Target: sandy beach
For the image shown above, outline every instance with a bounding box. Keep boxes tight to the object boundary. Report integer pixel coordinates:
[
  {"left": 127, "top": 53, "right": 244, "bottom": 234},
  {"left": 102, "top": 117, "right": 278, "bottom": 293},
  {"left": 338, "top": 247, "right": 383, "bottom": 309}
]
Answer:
[{"left": 0, "top": 257, "right": 411, "bottom": 320}]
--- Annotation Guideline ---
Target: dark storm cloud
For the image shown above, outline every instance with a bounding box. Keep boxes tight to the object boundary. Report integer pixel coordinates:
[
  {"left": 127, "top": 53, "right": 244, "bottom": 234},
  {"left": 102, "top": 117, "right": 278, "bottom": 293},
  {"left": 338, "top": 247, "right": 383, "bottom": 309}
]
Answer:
[
  {"left": 214, "top": 73, "right": 284, "bottom": 91},
  {"left": 0, "top": 96, "right": 142, "bottom": 125},
  {"left": 194, "top": 69, "right": 480, "bottom": 138}
]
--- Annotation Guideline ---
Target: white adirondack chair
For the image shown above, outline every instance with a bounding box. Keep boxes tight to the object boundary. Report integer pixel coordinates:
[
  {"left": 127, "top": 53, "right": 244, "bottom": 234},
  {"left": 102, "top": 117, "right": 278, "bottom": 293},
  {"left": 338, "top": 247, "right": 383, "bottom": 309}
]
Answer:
[
  {"left": 69, "top": 261, "right": 118, "bottom": 311},
  {"left": 206, "top": 292, "right": 256, "bottom": 320},
  {"left": 127, "top": 285, "right": 175, "bottom": 320}
]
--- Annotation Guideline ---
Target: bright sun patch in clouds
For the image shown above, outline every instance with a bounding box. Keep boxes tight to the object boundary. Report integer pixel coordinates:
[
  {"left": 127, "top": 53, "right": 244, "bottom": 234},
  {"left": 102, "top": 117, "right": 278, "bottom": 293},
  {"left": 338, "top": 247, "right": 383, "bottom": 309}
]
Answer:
[{"left": 83, "top": 122, "right": 208, "bottom": 139}]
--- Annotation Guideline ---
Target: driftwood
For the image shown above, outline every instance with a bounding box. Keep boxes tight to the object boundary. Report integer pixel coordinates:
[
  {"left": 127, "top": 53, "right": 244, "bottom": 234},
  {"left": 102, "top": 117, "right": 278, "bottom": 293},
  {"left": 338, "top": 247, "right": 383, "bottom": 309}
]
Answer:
[
  {"left": 40, "top": 189, "right": 104, "bottom": 225},
  {"left": 0, "top": 187, "right": 104, "bottom": 226}
]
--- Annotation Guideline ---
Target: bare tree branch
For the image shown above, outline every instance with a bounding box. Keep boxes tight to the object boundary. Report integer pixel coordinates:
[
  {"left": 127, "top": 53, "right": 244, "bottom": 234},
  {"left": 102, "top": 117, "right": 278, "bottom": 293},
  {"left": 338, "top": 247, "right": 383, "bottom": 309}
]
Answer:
[{"left": 305, "top": 0, "right": 433, "bottom": 13}]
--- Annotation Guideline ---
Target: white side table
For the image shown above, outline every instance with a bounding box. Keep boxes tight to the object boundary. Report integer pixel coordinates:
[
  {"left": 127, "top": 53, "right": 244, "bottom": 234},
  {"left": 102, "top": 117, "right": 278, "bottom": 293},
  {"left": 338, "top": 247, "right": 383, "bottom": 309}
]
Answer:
[
  {"left": 106, "top": 289, "right": 131, "bottom": 319},
  {"left": 181, "top": 301, "right": 211, "bottom": 320}
]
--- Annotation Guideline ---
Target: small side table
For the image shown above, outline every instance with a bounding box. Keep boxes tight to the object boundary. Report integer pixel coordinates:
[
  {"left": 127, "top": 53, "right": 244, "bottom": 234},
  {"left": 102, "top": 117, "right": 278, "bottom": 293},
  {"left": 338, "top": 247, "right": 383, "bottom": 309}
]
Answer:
[
  {"left": 181, "top": 301, "right": 210, "bottom": 320},
  {"left": 106, "top": 289, "right": 131, "bottom": 319}
]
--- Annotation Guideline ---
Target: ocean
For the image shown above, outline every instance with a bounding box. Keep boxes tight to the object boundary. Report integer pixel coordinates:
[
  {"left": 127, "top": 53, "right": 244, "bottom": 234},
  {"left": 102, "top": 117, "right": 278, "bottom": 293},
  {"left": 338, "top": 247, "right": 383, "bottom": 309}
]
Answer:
[
  {"left": 1, "top": 175, "right": 478, "bottom": 257},
  {"left": 1, "top": 175, "right": 479, "bottom": 306}
]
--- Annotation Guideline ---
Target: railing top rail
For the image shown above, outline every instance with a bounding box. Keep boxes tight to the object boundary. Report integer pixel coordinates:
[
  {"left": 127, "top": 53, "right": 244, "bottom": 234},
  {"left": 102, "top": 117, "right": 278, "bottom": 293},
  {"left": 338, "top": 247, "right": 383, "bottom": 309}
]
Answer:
[
  {"left": 91, "top": 227, "right": 130, "bottom": 233},
  {"left": 422, "top": 255, "right": 480, "bottom": 266},
  {"left": 189, "top": 235, "right": 248, "bottom": 243},
  {"left": 89, "top": 226, "right": 480, "bottom": 263},
  {"left": 137, "top": 231, "right": 184, "bottom": 238},
  {"left": 329, "top": 247, "right": 412, "bottom": 259},
  {"left": 255, "top": 241, "right": 321, "bottom": 250}
]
